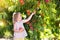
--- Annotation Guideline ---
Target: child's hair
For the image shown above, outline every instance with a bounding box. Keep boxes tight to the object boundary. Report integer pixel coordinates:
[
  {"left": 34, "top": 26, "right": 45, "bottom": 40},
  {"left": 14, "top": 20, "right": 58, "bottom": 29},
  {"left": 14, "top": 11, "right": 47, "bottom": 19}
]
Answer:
[{"left": 13, "top": 12, "right": 20, "bottom": 24}]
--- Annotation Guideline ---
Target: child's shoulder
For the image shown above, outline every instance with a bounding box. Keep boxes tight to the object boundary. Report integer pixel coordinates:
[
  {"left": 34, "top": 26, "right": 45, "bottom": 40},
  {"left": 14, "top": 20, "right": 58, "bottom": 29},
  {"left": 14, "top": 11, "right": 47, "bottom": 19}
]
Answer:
[{"left": 14, "top": 20, "right": 23, "bottom": 24}]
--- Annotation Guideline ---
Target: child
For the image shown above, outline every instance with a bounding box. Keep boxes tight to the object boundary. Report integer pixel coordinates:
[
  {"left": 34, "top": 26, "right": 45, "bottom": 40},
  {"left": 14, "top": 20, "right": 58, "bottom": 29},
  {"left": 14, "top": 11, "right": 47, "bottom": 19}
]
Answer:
[{"left": 13, "top": 11, "right": 36, "bottom": 40}]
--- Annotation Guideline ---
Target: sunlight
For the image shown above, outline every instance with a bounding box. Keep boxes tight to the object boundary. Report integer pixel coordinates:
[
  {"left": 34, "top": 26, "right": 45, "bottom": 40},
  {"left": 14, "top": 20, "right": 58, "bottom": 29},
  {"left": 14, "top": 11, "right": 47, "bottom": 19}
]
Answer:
[{"left": 0, "top": 21, "right": 4, "bottom": 26}]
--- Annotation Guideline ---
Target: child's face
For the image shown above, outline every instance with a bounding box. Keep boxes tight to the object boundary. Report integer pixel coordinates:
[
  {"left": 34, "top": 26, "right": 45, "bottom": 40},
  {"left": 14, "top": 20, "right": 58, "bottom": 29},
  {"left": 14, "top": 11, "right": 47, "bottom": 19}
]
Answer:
[{"left": 17, "top": 13, "right": 22, "bottom": 21}]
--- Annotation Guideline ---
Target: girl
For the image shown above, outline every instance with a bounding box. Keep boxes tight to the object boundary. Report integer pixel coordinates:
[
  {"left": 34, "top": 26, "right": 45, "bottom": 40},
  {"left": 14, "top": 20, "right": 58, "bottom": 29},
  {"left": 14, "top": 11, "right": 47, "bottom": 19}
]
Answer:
[{"left": 13, "top": 11, "right": 36, "bottom": 40}]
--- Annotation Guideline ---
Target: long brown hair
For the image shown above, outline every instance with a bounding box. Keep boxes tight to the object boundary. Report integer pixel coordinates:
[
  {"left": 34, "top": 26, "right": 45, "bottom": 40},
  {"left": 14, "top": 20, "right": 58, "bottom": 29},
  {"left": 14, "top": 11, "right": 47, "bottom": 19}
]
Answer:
[{"left": 13, "top": 12, "right": 20, "bottom": 24}]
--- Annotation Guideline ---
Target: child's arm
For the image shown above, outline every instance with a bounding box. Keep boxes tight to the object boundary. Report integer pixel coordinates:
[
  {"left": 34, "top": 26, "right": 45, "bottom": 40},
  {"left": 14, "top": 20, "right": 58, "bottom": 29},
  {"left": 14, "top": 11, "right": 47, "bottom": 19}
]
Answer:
[
  {"left": 14, "top": 28, "right": 19, "bottom": 32},
  {"left": 22, "top": 10, "right": 36, "bottom": 23},
  {"left": 19, "top": 27, "right": 24, "bottom": 32},
  {"left": 14, "top": 23, "right": 24, "bottom": 32},
  {"left": 14, "top": 27, "right": 24, "bottom": 32},
  {"left": 14, "top": 24, "right": 20, "bottom": 32}
]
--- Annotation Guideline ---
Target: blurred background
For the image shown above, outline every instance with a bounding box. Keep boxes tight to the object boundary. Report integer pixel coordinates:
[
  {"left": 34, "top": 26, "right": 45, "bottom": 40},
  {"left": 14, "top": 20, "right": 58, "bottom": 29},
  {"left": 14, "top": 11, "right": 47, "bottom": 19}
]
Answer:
[{"left": 0, "top": 0, "right": 60, "bottom": 40}]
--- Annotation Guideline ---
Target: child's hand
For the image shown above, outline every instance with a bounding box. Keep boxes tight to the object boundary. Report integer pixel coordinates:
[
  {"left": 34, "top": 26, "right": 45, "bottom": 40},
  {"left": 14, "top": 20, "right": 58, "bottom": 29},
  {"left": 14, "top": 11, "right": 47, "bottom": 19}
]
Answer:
[
  {"left": 32, "top": 10, "right": 36, "bottom": 15},
  {"left": 19, "top": 27, "right": 24, "bottom": 32}
]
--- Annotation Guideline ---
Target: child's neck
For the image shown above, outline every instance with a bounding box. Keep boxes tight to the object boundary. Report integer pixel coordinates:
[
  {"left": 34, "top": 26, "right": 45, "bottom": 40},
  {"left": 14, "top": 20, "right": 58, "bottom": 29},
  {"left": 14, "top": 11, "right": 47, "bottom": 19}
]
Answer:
[
  {"left": 17, "top": 20, "right": 22, "bottom": 22},
  {"left": 17, "top": 21, "right": 20, "bottom": 22}
]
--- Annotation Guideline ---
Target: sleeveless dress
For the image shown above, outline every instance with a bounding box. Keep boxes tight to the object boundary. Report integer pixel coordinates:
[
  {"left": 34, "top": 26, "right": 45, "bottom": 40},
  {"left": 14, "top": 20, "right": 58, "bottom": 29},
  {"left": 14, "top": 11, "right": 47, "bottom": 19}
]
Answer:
[{"left": 14, "top": 21, "right": 27, "bottom": 38}]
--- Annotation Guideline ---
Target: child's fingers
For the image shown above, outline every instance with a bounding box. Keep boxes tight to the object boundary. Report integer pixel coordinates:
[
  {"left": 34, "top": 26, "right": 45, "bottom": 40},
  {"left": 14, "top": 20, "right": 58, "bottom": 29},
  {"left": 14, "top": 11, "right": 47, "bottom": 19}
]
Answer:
[
  {"left": 19, "top": 28, "right": 24, "bottom": 32},
  {"left": 20, "top": 29, "right": 24, "bottom": 32}
]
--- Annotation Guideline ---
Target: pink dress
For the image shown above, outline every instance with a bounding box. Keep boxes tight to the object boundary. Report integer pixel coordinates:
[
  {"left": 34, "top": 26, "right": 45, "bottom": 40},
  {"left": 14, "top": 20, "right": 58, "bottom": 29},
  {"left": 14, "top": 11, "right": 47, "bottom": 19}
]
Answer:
[{"left": 14, "top": 20, "right": 27, "bottom": 38}]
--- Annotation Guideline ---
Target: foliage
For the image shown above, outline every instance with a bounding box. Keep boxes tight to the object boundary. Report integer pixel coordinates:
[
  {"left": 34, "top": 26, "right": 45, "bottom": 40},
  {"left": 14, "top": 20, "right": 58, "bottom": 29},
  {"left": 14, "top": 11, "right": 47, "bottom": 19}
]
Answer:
[{"left": 0, "top": 0, "right": 60, "bottom": 40}]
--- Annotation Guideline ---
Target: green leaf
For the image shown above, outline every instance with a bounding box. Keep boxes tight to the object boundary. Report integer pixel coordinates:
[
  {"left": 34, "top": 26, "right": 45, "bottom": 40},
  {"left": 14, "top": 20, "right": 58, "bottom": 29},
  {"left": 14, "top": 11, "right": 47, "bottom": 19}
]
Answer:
[{"left": 0, "top": 15, "right": 2, "bottom": 19}]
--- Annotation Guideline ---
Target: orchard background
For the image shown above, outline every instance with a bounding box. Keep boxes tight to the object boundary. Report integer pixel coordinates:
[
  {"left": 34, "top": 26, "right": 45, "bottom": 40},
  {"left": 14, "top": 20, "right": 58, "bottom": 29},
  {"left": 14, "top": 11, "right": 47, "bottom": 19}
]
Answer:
[{"left": 0, "top": 0, "right": 60, "bottom": 40}]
